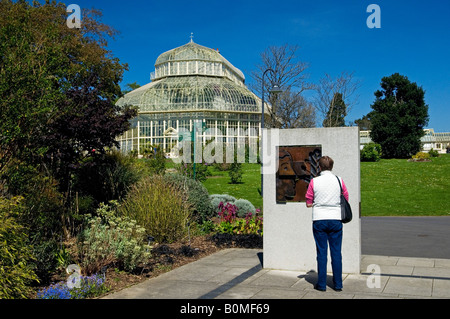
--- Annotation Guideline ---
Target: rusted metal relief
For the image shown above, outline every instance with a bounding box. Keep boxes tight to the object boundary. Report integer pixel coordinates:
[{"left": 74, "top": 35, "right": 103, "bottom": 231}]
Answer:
[{"left": 276, "top": 146, "right": 322, "bottom": 203}]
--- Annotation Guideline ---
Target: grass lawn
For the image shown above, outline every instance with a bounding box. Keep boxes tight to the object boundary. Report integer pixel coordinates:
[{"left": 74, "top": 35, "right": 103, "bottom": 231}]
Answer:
[
  {"left": 202, "top": 163, "right": 263, "bottom": 209},
  {"left": 199, "top": 154, "right": 450, "bottom": 216},
  {"left": 361, "top": 154, "right": 450, "bottom": 216}
]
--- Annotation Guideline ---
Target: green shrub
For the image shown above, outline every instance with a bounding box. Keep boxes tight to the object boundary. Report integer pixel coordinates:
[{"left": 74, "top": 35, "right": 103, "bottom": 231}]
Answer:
[
  {"left": 77, "top": 201, "right": 151, "bottom": 274},
  {"left": 210, "top": 194, "right": 237, "bottom": 212},
  {"left": 3, "top": 160, "right": 64, "bottom": 239},
  {"left": 428, "top": 148, "right": 439, "bottom": 158},
  {"left": 119, "top": 175, "right": 191, "bottom": 243},
  {"left": 411, "top": 151, "right": 431, "bottom": 161},
  {"left": 176, "top": 161, "right": 209, "bottom": 182},
  {"left": 232, "top": 213, "right": 263, "bottom": 236},
  {"left": 74, "top": 150, "right": 147, "bottom": 205},
  {"left": 141, "top": 144, "right": 166, "bottom": 175},
  {"left": 0, "top": 196, "right": 39, "bottom": 299},
  {"left": 234, "top": 199, "right": 256, "bottom": 217},
  {"left": 209, "top": 195, "right": 255, "bottom": 218},
  {"left": 165, "top": 173, "right": 215, "bottom": 222},
  {"left": 31, "top": 238, "right": 60, "bottom": 285},
  {"left": 228, "top": 162, "right": 243, "bottom": 184},
  {"left": 361, "top": 143, "right": 382, "bottom": 162}
]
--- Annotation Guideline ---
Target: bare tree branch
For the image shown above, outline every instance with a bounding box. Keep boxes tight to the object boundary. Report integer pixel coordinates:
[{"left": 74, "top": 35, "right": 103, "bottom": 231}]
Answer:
[
  {"left": 249, "top": 44, "right": 315, "bottom": 128},
  {"left": 313, "top": 71, "right": 361, "bottom": 127},
  {"left": 273, "top": 89, "right": 316, "bottom": 128}
]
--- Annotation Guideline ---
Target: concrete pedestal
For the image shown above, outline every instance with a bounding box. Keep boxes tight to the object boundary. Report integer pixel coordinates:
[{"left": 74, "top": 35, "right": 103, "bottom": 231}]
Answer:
[{"left": 262, "top": 127, "right": 361, "bottom": 274}]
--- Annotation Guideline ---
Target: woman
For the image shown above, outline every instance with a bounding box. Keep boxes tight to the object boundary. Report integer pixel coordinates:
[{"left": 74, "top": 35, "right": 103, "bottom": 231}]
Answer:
[{"left": 305, "top": 156, "right": 349, "bottom": 292}]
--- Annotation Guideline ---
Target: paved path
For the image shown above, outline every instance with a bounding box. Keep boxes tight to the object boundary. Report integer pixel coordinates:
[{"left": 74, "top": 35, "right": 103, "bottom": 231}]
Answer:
[
  {"left": 103, "top": 248, "right": 450, "bottom": 299},
  {"left": 103, "top": 217, "right": 450, "bottom": 300}
]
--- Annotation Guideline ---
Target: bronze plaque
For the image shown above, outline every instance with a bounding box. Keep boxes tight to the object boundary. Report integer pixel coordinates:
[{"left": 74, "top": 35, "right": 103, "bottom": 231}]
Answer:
[{"left": 276, "top": 145, "right": 322, "bottom": 203}]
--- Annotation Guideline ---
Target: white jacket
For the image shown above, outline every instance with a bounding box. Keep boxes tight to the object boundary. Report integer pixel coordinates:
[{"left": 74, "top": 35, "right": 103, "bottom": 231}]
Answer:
[{"left": 306, "top": 171, "right": 347, "bottom": 221}]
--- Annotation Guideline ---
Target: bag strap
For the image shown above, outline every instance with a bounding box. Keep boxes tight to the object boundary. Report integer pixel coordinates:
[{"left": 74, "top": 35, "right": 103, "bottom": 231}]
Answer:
[{"left": 336, "top": 176, "right": 343, "bottom": 194}]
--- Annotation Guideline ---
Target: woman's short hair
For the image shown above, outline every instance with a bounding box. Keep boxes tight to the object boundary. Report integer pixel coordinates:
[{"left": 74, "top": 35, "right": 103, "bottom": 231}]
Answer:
[{"left": 318, "top": 156, "right": 334, "bottom": 171}]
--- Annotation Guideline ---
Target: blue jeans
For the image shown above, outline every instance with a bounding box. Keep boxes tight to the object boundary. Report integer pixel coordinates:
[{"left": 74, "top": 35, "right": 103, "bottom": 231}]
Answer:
[{"left": 313, "top": 220, "right": 343, "bottom": 290}]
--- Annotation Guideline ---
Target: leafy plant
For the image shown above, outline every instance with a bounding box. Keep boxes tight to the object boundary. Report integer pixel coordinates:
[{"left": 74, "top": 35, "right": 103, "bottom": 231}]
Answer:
[
  {"left": 428, "top": 148, "right": 439, "bottom": 158},
  {"left": 165, "top": 173, "right": 215, "bottom": 222},
  {"left": 0, "top": 196, "right": 39, "bottom": 299},
  {"left": 36, "top": 273, "right": 108, "bottom": 299},
  {"left": 234, "top": 198, "right": 256, "bottom": 217},
  {"left": 176, "top": 161, "right": 210, "bottom": 182},
  {"left": 210, "top": 194, "right": 237, "bottom": 212},
  {"left": 233, "top": 213, "right": 263, "bottom": 236},
  {"left": 141, "top": 144, "right": 166, "bottom": 175},
  {"left": 77, "top": 202, "right": 151, "bottom": 274},
  {"left": 411, "top": 151, "right": 431, "bottom": 161},
  {"left": 119, "top": 175, "right": 192, "bottom": 243},
  {"left": 361, "top": 143, "right": 382, "bottom": 162},
  {"left": 217, "top": 202, "right": 238, "bottom": 224},
  {"left": 228, "top": 162, "right": 243, "bottom": 184},
  {"left": 214, "top": 201, "right": 263, "bottom": 237}
]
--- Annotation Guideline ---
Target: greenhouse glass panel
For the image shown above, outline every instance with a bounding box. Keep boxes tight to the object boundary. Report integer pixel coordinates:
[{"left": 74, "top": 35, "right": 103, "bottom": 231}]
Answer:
[{"left": 116, "top": 40, "right": 271, "bottom": 155}]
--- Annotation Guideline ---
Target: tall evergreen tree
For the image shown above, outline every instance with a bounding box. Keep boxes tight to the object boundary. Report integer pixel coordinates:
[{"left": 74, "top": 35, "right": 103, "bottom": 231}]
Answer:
[
  {"left": 369, "top": 73, "right": 429, "bottom": 158},
  {"left": 322, "top": 92, "right": 347, "bottom": 127}
]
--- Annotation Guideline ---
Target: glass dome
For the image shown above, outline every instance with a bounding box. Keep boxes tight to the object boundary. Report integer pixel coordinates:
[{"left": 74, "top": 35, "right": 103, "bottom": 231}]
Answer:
[
  {"left": 116, "top": 40, "right": 269, "bottom": 156},
  {"left": 153, "top": 40, "right": 245, "bottom": 83},
  {"left": 117, "top": 76, "right": 259, "bottom": 113}
]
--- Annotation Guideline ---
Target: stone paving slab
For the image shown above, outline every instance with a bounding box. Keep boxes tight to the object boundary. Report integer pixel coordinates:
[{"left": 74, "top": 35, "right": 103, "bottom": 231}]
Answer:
[{"left": 102, "top": 248, "right": 450, "bottom": 300}]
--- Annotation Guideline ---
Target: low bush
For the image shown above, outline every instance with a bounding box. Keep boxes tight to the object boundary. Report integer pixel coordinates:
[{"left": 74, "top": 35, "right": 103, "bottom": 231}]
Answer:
[
  {"left": 210, "top": 195, "right": 256, "bottom": 218},
  {"left": 410, "top": 151, "right": 431, "bottom": 162},
  {"left": 234, "top": 198, "right": 256, "bottom": 217},
  {"left": 228, "top": 162, "right": 243, "bottom": 184},
  {"left": 360, "top": 143, "right": 382, "bottom": 162},
  {"left": 119, "top": 175, "right": 191, "bottom": 243},
  {"left": 74, "top": 150, "right": 147, "bottom": 205},
  {"left": 165, "top": 173, "right": 215, "bottom": 223},
  {"left": 210, "top": 194, "right": 236, "bottom": 211},
  {"left": 428, "top": 148, "right": 439, "bottom": 158},
  {"left": 140, "top": 144, "right": 166, "bottom": 175},
  {"left": 214, "top": 202, "right": 263, "bottom": 238},
  {"left": 232, "top": 213, "right": 263, "bottom": 236},
  {"left": 77, "top": 202, "right": 151, "bottom": 274},
  {"left": 176, "top": 161, "right": 210, "bottom": 182}
]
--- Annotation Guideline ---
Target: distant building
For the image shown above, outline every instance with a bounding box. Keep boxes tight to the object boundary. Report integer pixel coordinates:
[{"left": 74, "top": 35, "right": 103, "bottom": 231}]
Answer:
[{"left": 360, "top": 129, "right": 450, "bottom": 153}]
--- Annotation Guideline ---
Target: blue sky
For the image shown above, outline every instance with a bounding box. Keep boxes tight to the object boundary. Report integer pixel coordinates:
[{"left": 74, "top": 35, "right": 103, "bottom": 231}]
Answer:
[{"left": 71, "top": 0, "right": 449, "bottom": 131}]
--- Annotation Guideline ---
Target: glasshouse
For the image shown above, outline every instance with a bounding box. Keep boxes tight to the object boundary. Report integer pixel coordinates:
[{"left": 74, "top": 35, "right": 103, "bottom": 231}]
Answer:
[{"left": 116, "top": 39, "right": 269, "bottom": 157}]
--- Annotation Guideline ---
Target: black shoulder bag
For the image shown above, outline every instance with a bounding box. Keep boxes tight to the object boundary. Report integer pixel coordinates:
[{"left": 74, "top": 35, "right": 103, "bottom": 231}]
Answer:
[{"left": 336, "top": 176, "right": 352, "bottom": 224}]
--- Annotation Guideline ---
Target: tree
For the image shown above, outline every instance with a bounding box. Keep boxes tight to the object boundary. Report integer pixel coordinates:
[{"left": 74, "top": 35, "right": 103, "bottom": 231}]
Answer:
[
  {"left": 0, "top": 1, "right": 136, "bottom": 185},
  {"left": 369, "top": 73, "right": 429, "bottom": 159},
  {"left": 273, "top": 89, "right": 316, "bottom": 128},
  {"left": 122, "top": 82, "right": 141, "bottom": 95},
  {"left": 354, "top": 112, "right": 374, "bottom": 131},
  {"left": 251, "top": 44, "right": 315, "bottom": 128},
  {"left": 314, "top": 71, "right": 361, "bottom": 127},
  {"left": 0, "top": 1, "right": 137, "bottom": 240},
  {"left": 322, "top": 92, "right": 346, "bottom": 127}
]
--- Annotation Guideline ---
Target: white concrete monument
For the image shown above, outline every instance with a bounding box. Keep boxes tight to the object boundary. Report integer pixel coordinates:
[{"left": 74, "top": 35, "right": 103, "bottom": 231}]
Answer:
[{"left": 262, "top": 127, "right": 361, "bottom": 274}]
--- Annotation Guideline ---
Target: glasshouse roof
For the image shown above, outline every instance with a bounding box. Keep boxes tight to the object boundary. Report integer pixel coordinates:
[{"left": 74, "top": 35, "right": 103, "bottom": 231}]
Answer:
[
  {"left": 117, "top": 75, "right": 262, "bottom": 114},
  {"left": 116, "top": 40, "right": 269, "bottom": 115},
  {"left": 154, "top": 40, "right": 245, "bottom": 81}
]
